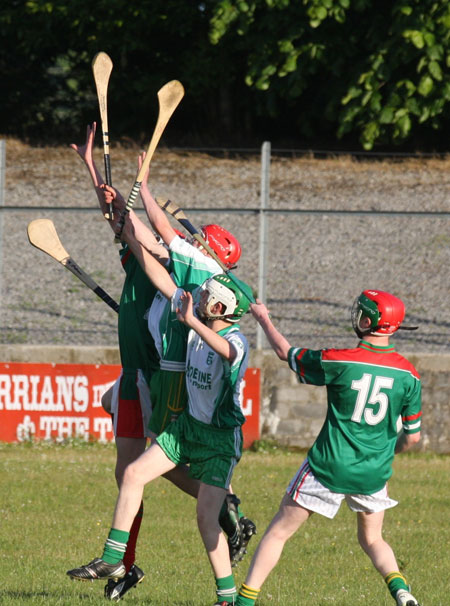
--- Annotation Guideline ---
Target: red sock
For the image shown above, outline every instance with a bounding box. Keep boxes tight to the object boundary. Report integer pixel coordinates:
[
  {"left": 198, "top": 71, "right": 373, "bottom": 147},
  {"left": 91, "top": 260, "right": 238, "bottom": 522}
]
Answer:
[{"left": 123, "top": 501, "right": 144, "bottom": 572}]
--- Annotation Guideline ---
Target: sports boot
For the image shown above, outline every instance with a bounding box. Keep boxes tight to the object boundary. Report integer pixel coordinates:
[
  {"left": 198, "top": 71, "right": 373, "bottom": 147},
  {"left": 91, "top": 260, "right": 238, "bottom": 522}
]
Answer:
[
  {"left": 219, "top": 494, "right": 243, "bottom": 566},
  {"left": 67, "top": 558, "right": 126, "bottom": 582},
  {"left": 235, "top": 516, "right": 257, "bottom": 563},
  {"left": 104, "top": 564, "right": 145, "bottom": 601},
  {"left": 395, "top": 589, "right": 421, "bottom": 606}
]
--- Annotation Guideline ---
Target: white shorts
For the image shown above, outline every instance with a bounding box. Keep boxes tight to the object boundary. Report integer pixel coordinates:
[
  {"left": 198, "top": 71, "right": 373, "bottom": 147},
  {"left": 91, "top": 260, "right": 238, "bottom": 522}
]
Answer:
[
  {"left": 287, "top": 459, "right": 398, "bottom": 519},
  {"left": 111, "top": 369, "right": 152, "bottom": 439}
]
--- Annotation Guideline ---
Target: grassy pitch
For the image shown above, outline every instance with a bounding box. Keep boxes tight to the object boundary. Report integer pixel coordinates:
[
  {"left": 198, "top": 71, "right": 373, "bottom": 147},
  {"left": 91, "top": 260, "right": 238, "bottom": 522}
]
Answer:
[{"left": 0, "top": 441, "right": 448, "bottom": 605}]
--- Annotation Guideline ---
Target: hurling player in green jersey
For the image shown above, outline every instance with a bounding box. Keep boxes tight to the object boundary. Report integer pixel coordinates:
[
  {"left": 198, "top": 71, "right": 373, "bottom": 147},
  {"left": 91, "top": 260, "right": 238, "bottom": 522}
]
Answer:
[
  {"left": 234, "top": 290, "right": 422, "bottom": 606},
  {"left": 71, "top": 124, "right": 168, "bottom": 601},
  {"left": 66, "top": 217, "right": 253, "bottom": 605},
  {"left": 102, "top": 171, "right": 257, "bottom": 566}
]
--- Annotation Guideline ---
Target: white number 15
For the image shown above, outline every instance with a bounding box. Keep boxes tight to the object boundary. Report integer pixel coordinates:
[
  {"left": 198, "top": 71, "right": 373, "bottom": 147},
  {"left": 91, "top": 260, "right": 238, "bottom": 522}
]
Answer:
[{"left": 351, "top": 373, "right": 394, "bottom": 425}]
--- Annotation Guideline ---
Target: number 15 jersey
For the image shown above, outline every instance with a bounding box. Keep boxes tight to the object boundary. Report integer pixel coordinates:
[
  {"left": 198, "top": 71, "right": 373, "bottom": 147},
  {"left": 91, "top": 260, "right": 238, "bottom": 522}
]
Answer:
[{"left": 288, "top": 340, "right": 422, "bottom": 494}]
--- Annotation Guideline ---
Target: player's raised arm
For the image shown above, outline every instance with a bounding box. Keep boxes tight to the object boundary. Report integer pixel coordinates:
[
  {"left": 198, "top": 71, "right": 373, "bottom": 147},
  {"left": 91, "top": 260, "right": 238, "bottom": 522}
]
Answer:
[
  {"left": 121, "top": 212, "right": 176, "bottom": 300},
  {"left": 102, "top": 183, "right": 168, "bottom": 261},
  {"left": 138, "top": 152, "right": 178, "bottom": 246},
  {"left": 70, "top": 122, "right": 110, "bottom": 217},
  {"left": 251, "top": 299, "right": 291, "bottom": 361}
]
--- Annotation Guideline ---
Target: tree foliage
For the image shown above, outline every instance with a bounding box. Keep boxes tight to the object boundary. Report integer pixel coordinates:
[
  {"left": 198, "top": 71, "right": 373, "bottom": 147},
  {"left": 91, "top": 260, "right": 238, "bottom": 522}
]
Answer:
[
  {"left": 0, "top": 0, "right": 449, "bottom": 149},
  {"left": 0, "top": 0, "right": 253, "bottom": 143},
  {"left": 209, "top": 0, "right": 450, "bottom": 149}
]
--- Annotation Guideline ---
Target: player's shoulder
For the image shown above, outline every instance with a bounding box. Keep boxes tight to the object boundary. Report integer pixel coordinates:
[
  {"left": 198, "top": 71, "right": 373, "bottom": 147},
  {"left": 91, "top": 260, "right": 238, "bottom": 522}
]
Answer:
[
  {"left": 321, "top": 346, "right": 359, "bottom": 361},
  {"left": 389, "top": 351, "right": 420, "bottom": 380},
  {"left": 223, "top": 325, "right": 249, "bottom": 351}
]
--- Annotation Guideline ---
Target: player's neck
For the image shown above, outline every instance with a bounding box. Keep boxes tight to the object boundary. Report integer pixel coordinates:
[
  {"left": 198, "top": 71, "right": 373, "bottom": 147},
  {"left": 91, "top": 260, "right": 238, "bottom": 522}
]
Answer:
[
  {"left": 364, "top": 334, "right": 391, "bottom": 347},
  {"left": 206, "top": 318, "right": 233, "bottom": 333}
]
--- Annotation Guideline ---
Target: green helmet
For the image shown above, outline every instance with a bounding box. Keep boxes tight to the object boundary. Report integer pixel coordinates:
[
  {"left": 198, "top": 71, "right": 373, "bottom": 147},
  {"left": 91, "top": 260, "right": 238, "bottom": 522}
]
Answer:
[{"left": 202, "top": 274, "right": 251, "bottom": 323}]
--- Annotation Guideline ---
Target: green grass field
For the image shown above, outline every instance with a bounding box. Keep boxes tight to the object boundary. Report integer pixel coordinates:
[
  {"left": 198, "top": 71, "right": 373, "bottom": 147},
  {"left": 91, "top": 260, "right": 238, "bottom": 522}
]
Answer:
[{"left": 0, "top": 441, "right": 448, "bottom": 605}]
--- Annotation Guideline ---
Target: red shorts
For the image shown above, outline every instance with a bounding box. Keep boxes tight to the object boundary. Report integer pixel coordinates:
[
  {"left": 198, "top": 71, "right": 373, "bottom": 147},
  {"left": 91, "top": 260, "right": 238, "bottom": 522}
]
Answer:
[{"left": 111, "top": 369, "right": 152, "bottom": 439}]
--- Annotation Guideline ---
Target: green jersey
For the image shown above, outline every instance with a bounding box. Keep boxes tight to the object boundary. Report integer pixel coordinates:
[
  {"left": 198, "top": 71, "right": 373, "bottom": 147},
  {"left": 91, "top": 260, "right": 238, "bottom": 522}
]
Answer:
[
  {"left": 118, "top": 246, "right": 159, "bottom": 374},
  {"left": 288, "top": 340, "right": 422, "bottom": 494}
]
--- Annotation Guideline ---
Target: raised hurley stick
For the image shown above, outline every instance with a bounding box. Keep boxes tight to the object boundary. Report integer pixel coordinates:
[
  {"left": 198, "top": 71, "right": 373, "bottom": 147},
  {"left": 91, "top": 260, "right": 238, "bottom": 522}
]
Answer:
[
  {"left": 92, "top": 51, "right": 114, "bottom": 219},
  {"left": 156, "top": 197, "right": 255, "bottom": 304},
  {"left": 27, "top": 219, "right": 119, "bottom": 313},
  {"left": 114, "top": 79, "right": 185, "bottom": 242}
]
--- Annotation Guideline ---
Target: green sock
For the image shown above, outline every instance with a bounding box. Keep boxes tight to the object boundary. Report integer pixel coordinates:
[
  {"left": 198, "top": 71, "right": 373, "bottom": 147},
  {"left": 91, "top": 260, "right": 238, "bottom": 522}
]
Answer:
[
  {"left": 236, "top": 583, "right": 260, "bottom": 606},
  {"left": 102, "top": 528, "right": 130, "bottom": 564},
  {"left": 216, "top": 574, "right": 237, "bottom": 604},
  {"left": 385, "top": 572, "right": 409, "bottom": 598}
]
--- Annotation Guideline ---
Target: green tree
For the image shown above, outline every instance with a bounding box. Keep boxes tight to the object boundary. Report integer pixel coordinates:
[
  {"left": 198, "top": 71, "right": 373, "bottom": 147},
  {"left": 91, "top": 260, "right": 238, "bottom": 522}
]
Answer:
[
  {"left": 209, "top": 0, "right": 450, "bottom": 149},
  {"left": 0, "top": 0, "right": 255, "bottom": 143}
]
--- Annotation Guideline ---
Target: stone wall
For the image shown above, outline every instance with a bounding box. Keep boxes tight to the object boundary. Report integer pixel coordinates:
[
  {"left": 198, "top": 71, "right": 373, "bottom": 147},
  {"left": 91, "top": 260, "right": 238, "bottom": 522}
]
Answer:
[
  {"left": 1, "top": 345, "right": 449, "bottom": 453},
  {"left": 251, "top": 350, "right": 450, "bottom": 454}
]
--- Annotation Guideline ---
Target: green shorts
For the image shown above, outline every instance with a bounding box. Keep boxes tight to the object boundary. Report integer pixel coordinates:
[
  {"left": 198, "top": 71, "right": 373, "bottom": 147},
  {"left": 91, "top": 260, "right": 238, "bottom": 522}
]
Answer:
[
  {"left": 156, "top": 412, "right": 243, "bottom": 490},
  {"left": 148, "top": 369, "right": 187, "bottom": 435}
]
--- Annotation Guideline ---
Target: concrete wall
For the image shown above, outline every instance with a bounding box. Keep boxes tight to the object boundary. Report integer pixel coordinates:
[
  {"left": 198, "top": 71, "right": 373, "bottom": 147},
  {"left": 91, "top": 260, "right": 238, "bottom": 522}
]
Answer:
[
  {"left": 251, "top": 350, "right": 450, "bottom": 454},
  {"left": 1, "top": 345, "right": 449, "bottom": 453}
]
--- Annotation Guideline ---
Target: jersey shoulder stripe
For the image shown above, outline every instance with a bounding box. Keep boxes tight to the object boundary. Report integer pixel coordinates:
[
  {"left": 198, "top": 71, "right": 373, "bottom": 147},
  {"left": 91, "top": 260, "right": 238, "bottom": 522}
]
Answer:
[{"left": 322, "top": 346, "right": 420, "bottom": 380}]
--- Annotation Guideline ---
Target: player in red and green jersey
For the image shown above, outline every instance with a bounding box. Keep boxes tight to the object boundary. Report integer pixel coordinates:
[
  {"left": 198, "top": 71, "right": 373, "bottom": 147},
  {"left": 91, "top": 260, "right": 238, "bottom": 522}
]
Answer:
[
  {"left": 234, "top": 289, "right": 422, "bottom": 606},
  {"left": 71, "top": 124, "right": 168, "bottom": 601}
]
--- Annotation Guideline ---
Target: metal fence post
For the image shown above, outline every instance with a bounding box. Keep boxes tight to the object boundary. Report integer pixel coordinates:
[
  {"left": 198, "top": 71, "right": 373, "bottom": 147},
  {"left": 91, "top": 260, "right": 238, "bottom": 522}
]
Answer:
[{"left": 256, "top": 141, "right": 271, "bottom": 349}]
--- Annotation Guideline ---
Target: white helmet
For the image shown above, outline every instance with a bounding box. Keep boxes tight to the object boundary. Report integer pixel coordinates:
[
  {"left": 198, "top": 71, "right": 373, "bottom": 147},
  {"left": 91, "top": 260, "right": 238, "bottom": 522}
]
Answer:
[{"left": 200, "top": 274, "right": 251, "bottom": 323}]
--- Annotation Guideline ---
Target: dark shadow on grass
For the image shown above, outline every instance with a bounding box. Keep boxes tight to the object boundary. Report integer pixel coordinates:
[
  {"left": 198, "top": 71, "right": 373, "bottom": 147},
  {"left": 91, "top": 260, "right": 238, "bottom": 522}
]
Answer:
[{"left": 0, "top": 591, "right": 51, "bottom": 599}]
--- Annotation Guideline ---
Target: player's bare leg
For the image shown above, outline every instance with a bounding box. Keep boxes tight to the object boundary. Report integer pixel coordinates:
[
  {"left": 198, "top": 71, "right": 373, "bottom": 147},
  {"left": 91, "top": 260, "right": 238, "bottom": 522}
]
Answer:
[
  {"left": 101, "top": 384, "right": 113, "bottom": 414},
  {"left": 115, "top": 437, "right": 147, "bottom": 483},
  {"left": 357, "top": 511, "right": 420, "bottom": 606},
  {"left": 244, "top": 493, "right": 311, "bottom": 589},
  {"left": 163, "top": 464, "right": 200, "bottom": 497},
  {"left": 357, "top": 510, "right": 398, "bottom": 575},
  {"left": 112, "top": 442, "right": 176, "bottom": 531},
  {"left": 197, "top": 483, "right": 232, "bottom": 578}
]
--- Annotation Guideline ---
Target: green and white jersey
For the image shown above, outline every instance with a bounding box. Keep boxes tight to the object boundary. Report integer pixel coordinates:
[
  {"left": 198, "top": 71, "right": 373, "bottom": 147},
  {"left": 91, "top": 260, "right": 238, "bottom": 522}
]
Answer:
[
  {"left": 169, "top": 235, "right": 221, "bottom": 294},
  {"left": 288, "top": 340, "right": 422, "bottom": 494},
  {"left": 185, "top": 324, "right": 249, "bottom": 429},
  {"left": 147, "top": 235, "right": 221, "bottom": 367},
  {"left": 147, "top": 289, "right": 188, "bottom": 368}
]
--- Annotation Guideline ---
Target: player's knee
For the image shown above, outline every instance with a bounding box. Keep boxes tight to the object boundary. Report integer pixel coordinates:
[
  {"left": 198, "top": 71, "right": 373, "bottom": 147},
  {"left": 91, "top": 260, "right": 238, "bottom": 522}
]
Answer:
[
  {"left": 122, "top": 460, "right": 143, "bottom": 487},
  {"left": 101, "top": 390, "right": 112, "bottom": 414},
  {"left": 196, "top": 502, "right": 219, "bottom": 534}
]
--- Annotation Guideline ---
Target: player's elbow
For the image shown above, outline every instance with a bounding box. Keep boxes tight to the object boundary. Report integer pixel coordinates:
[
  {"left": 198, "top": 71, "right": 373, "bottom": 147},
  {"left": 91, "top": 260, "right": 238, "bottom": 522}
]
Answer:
[{"left": 275, "top": 345, "right": 289, "bottom": 361}]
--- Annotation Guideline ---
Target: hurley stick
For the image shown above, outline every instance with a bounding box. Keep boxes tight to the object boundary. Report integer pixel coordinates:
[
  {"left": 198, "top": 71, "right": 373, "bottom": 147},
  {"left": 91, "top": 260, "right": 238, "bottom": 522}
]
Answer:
[
  {"left": 92, "top": 51, "right": 114, "bottom": 218},
  {"left": 155, "top": 197, "right": 255, "bottom": 304},
  {"left": 27, "top": 219, "right": 119, "bottom": 313},
  {"left": 114, "top": 79, "right": 185, "bottom": 242}
]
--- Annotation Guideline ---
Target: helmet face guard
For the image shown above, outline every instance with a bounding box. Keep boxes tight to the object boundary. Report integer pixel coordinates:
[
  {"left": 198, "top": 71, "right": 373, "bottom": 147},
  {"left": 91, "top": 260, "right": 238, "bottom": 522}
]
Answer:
[
  {"left": 352, "top": 290, "right": 406, "bottom": 338},
  {"left": 200, "top": 274, "right": 250, "bottom": 323}
]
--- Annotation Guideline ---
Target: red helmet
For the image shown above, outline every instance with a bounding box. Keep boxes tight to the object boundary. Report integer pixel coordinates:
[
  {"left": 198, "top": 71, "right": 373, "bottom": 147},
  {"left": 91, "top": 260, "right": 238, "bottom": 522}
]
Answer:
[
  {"left": 351, "top": 290, "right": 405, "bottom": 337},
  {"left": 200, "top": 224, "right": 241, "bottom": 269}
]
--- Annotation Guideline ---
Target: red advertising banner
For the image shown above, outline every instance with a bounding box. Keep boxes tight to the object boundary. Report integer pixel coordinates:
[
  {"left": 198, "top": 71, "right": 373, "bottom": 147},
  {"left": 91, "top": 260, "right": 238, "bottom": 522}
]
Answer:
[{"left": 0, "top": 363, "right": 260, "bottom": 448}]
